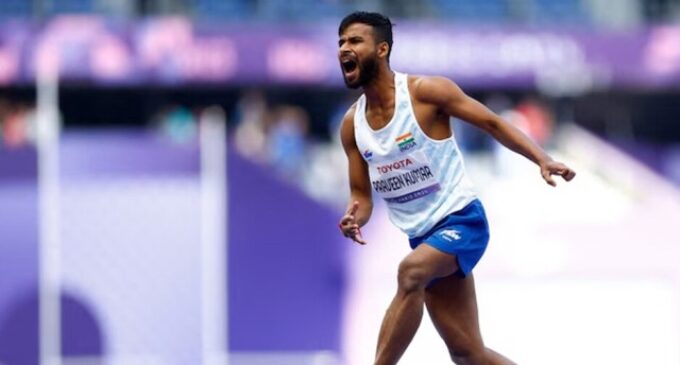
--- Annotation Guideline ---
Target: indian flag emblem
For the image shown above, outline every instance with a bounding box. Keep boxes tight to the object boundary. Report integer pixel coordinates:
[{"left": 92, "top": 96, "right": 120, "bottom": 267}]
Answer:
[{"left": 395, "top": 132, "right": 416, "bottom": 152}]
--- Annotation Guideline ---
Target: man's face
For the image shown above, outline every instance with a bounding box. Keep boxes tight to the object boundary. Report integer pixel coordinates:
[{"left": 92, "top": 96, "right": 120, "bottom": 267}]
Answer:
[{"left": 338, "top": 23, "right": 380, "bottom": 89}]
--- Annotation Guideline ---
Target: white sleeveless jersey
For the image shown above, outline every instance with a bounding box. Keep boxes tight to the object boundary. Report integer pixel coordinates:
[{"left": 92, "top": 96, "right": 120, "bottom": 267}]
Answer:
[{"left": 353, "top": 72, "right": 477, "bottom": 238}]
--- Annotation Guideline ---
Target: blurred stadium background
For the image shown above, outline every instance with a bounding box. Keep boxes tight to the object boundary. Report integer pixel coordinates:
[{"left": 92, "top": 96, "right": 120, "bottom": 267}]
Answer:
[{"left": 1, "top": 1, "right": 679, "bottom": 365}]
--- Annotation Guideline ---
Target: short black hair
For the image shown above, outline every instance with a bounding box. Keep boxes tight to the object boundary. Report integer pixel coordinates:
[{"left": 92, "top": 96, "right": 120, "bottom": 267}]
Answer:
[{"left": 339, "top": 11, "right": 394, "bottom": 60}]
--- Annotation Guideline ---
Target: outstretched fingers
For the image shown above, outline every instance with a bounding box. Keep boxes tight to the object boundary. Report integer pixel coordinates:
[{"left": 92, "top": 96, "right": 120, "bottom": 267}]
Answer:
[
  {"left": 351, "top": 227, "right": 367, "bottom": 245},
  {"left": 542, "top": 169, "right": 556, "bottom": 187},
  {"left": 541, "top": 162, "right": 576, "bottom": 186},
  {"left": 338, "top": 200, "right": 367, "bottom": 245}
]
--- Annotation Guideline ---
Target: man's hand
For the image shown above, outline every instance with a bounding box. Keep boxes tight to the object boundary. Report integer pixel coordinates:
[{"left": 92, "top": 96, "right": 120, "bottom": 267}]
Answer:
[
  {"left": 540, "top": 160, "right": 576, "bottom": 187},
  {"left": 338, "top": 201, "right": 367, "bottom": 245}
]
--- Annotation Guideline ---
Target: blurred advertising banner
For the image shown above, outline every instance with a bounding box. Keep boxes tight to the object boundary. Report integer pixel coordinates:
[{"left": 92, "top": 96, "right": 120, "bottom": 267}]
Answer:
[{"left": 1, "top": 16, "right": 679, "bottom": 89}]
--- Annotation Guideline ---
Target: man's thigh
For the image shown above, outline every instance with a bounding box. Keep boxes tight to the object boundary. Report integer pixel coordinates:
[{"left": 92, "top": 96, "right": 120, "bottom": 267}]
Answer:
[
  {"left": 424, "top": 274, "right": 485, "bottom": 354},
  {"left": 401, "top": 243, "right": 460, "bottom": 281}
]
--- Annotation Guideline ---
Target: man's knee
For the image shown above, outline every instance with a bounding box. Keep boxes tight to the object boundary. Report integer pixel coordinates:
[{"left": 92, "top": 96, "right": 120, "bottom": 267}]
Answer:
[
  {"left": 448, "top": 342, "right": 487, "bottom": 365},
  {"left": 397, "top": 259, "right": 429, "bottom": 293},
  {"left": 451, "top": 351, "right": 487, "bottom": 365}
]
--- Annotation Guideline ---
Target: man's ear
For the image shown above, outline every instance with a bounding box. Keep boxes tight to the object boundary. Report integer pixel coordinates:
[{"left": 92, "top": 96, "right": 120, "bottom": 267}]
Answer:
[{"left": 377, "top": 41, "right": 390, "bottom": 59}]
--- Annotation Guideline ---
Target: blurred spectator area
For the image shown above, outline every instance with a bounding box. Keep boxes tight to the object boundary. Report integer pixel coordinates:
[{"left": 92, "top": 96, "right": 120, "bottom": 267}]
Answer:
[
  {"left": 0, "top": 0, "right": 679, "bottom": 26},
  {"left": 1, "top": 85, "right": 673, "bottom": 145},
  {"left": 3, "top": 83, "right": 679, "bottom": 191}
]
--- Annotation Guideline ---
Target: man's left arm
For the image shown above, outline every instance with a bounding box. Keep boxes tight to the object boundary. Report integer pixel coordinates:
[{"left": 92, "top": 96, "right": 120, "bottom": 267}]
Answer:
[{"left": 414, "top": 76, "right": 576, "bottom": 186}]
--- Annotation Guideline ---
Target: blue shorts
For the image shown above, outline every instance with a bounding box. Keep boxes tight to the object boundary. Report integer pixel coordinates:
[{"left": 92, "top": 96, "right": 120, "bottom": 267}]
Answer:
[{"left": 409, "top": 199, "right": 490, "bottom": 278}]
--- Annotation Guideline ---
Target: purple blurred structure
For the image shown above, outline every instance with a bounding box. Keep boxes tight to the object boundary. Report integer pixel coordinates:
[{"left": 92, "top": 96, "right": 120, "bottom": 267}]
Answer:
[
  {"left": 0, "top": 132, "right": 346, "bottom": 365},
  {"left": 0, "top": 17, "right": 679, "bottom": 89},
  {"left": 0, "top": 148, "right": 40, "bottom": 365}
]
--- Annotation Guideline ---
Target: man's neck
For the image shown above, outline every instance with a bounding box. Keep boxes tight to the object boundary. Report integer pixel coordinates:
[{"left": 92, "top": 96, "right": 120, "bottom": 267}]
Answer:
[{"left": 363, "top": 66, "right": 395, "bottom": 109}]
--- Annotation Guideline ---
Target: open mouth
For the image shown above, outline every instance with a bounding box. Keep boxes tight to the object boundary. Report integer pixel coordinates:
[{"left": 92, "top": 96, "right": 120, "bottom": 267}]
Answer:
[{"left": 341, "top": 59, "right": 358, "bottom": 76}]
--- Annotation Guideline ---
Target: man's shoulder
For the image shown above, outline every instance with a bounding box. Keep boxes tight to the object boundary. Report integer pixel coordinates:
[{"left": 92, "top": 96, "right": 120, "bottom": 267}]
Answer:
[
  {"left": 407, "top": 74, "right": 454, "bottom": 94},
  {"left": 406, "top": 74, "right": 460, "bottom": 104},
  {"left": 341, "top": 102, "right": 358, "bottom": 125},
  {"left": 339, "top": 102, "right": 359, "bottom": 149},
  {"left": 340, "top": 102, "right": 359, "bottom": 136}
]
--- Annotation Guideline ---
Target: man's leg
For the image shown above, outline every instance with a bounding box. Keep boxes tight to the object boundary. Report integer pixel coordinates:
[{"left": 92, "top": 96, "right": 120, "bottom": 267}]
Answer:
[
  {"left": 374, "top": 244, "right": 460, "bottom": 365},
  {"left": 425, "top": 273, "right": 516, "bottom": 365}
]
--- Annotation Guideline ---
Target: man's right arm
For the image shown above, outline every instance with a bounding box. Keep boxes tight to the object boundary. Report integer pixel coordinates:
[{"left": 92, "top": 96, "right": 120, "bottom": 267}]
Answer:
[
  {"left": 339, "top": 106, "right": 373, "bottom": 243},
  {"left": 413, "top": 75, "right": 575, "bottom": 186}
]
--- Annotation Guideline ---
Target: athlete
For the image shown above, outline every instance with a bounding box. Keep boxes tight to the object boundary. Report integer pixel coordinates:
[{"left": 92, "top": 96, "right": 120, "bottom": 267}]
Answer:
[{"left": 336, "top": 12, "right": 575, "bottom": 365}]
